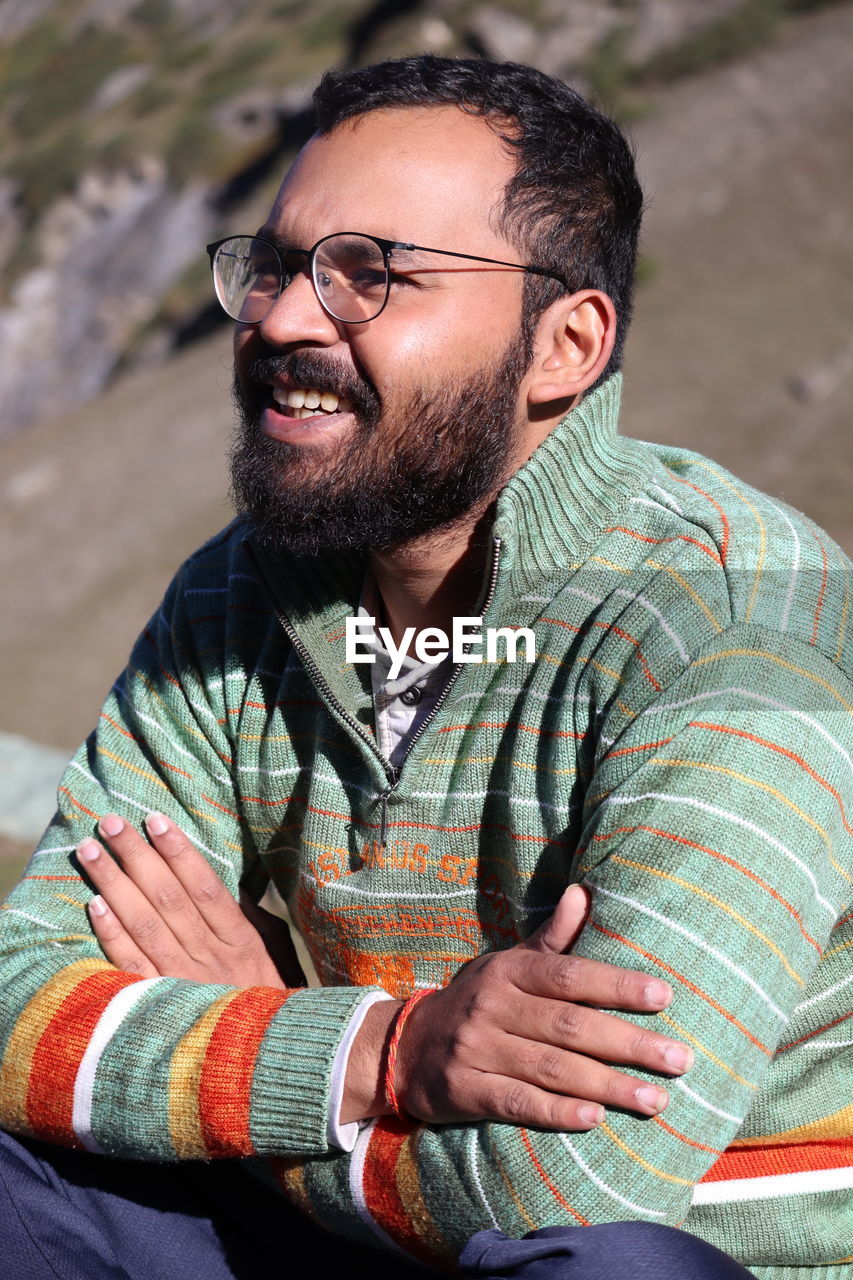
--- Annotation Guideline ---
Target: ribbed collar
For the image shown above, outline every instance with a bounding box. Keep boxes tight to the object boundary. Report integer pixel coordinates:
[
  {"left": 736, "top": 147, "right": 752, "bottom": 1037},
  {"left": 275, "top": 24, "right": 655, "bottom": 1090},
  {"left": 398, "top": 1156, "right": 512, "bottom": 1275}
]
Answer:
[{"left": 489, "top": 373, "right": 653, "bottom": 606}]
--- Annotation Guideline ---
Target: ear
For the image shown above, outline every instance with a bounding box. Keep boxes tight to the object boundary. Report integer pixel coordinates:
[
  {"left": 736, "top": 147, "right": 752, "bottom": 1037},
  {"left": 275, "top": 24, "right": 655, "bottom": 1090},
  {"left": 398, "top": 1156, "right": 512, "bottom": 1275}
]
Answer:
[{"left": 526, "top": 290, "right": 617, "bottom": 406}]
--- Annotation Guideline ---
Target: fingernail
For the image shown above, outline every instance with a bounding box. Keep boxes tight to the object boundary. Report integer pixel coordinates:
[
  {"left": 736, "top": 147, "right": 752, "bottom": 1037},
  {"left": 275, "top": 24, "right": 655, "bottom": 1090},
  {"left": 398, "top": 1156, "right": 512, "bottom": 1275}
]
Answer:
[
  {"left": 77, "top": 840, "right": 100, "bottom": 863},
  {"left": 99, "top": 814, "right": 124, "bottom": 838},
  {"left": 637, "top": 1085, "right": 668, "bottom": 1113},
  {"left": 145, "top": 812, "right": 169, "bottom": 836},
  {"left": 578, "top": 1104, "right": 603, "bottom": 1127},
  {"left": 665, "top": 1044, "right": 694, "bottom": 1073},
  {"left": 645, "top": 980, "right": 672, "bottom": 1009},
  {"left": 89, "top": 895, "right": 108, "bottom": 917}
]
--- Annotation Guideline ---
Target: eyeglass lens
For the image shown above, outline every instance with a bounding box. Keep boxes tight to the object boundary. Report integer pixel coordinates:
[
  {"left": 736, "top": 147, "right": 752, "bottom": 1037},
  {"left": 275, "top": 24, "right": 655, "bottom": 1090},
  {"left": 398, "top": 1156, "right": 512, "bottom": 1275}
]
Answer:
[{"left": 212, "top": 234, "right": 392, "bottom": 325}]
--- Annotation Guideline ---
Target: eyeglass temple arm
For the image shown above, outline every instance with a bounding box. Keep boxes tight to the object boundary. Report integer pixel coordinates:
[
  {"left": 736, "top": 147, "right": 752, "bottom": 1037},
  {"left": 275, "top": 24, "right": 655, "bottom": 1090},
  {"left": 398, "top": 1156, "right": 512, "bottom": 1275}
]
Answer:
[{"left": 388, "top": 240, "right": 569, "bottom": 290}]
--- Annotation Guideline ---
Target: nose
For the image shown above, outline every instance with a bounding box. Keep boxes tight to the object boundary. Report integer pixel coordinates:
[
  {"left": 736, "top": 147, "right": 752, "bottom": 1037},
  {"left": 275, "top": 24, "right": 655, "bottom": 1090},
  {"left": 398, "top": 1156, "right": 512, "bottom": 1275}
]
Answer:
[{"left": 256, "top": 268, "right": 343, "bottom": 349}]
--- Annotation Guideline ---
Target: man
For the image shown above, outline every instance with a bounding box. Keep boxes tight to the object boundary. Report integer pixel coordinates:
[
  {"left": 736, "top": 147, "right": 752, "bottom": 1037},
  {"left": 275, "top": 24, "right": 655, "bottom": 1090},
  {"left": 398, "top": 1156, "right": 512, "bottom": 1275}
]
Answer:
[{"left": 0, "top": 55, "right": 849, "bottom": 1280}]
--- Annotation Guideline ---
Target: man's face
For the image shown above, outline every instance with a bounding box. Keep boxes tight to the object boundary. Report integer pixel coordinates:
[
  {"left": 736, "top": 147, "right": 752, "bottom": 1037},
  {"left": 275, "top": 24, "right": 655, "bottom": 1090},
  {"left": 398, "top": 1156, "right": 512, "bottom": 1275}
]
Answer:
[{"left": 231, "top": 106, "right": 537, "bottom": 555}]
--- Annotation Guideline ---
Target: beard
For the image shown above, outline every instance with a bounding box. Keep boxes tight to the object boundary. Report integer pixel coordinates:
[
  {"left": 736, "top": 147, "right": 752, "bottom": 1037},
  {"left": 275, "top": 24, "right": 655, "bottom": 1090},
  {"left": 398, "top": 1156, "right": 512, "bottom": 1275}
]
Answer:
[{"left": 229, "top": 335, "right": 532, "bottom": 557}]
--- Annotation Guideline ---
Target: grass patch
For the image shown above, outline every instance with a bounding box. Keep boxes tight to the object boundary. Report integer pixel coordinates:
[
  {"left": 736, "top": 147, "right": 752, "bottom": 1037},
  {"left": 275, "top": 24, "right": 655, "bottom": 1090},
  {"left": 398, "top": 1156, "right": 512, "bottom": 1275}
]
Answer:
[
  {"left": 6, "top": 126, "right": 91, "bottom": 219},
  {"left": 634, "top": 0, "right": 782, "bottom": 84}
]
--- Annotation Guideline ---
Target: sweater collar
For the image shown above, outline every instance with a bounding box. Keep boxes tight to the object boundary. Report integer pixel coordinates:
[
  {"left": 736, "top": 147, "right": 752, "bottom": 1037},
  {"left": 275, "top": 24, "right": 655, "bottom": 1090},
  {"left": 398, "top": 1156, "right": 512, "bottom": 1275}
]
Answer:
[{"left": 488, "top": 373, "right": 653, "bottom": 605}]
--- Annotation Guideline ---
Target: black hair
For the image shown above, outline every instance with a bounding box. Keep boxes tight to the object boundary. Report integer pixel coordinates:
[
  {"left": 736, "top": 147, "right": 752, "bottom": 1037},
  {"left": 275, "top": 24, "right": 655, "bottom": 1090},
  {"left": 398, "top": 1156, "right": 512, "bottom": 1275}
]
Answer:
[{"left": 313, "top": 55, "right": 644, "bottom": 382}]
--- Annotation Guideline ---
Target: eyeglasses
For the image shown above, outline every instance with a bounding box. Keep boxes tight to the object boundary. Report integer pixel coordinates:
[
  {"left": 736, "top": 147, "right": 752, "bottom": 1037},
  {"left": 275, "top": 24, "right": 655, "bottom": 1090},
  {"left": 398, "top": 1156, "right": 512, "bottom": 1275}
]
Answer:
[{"left": 206, "top": 231, "right": 570, "bottom": 326}]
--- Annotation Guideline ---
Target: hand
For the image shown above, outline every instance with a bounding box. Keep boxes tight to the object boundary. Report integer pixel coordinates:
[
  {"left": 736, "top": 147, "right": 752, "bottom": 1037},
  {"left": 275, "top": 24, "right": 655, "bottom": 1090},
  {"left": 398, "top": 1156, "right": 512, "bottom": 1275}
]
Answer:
[
  {"left": 344, "top": 885, "right": 693, "bottom": 1130},
  {"left": 77, "top": 812, "right": 306, "bottom": 990}
]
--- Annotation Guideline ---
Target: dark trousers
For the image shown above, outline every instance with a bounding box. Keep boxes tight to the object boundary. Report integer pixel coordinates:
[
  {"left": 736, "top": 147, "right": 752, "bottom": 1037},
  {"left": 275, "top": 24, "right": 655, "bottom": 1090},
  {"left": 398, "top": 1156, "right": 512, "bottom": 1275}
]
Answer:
[{"left": 0, "top": 1129, "right": 756, "bottom": 1279}]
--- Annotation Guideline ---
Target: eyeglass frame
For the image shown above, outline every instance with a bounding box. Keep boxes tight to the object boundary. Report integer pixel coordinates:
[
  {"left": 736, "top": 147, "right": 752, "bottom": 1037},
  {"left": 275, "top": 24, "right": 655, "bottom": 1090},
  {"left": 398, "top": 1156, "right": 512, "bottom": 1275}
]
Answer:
[{"left": 206, "top": 230, "right": 571, "bottom": 325}]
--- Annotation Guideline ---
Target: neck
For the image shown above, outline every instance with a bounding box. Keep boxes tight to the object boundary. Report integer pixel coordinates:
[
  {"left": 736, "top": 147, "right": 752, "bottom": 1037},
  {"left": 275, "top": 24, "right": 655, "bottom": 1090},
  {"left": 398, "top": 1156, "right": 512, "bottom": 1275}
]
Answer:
[{"left": 367, "top": 506, "right": 495, "bottom": 649}]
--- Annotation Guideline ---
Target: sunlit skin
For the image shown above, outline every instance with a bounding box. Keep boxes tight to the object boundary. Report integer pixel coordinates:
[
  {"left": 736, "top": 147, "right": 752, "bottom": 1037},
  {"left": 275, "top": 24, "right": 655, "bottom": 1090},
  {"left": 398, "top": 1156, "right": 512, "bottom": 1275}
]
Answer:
[{"left": 233, "top": 105, "right": 616, "bottom": 648}]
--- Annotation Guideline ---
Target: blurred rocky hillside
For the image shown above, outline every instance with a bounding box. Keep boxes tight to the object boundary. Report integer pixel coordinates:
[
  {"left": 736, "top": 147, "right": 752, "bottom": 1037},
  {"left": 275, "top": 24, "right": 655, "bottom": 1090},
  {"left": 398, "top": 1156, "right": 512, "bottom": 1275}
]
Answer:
[{"left": 0, "top": 0, "right": 845, "bottom": 436}]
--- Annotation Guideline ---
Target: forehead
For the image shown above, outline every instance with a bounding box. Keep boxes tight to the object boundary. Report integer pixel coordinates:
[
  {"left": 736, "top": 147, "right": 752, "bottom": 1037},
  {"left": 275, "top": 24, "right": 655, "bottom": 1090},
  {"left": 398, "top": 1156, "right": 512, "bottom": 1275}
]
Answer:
[{"left": 265, "top": 105, "right": 517, "bottom": 250}]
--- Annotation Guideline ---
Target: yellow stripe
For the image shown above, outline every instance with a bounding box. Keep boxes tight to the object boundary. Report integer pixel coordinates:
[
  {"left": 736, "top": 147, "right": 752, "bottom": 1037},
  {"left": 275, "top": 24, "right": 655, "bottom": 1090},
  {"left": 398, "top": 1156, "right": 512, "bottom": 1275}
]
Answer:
[
  {"left": 396, "top": 1132, "right": 454, "bottom": 1265},
  {"left": 599, "top": 1120, "right": 693, "bottom": 1185},
  {"left": 834, "top": 542, "right": 849, "bottom": 665},
  {"left": 651, "top": 756, "right": 850, "bottom": 883},
  {"left": 823, "top": 937, "right": 853, "bottom": 961},
  {"left": 0, "top": 959, "right": 110, "bottom": 1134},
  {"left": 688, "top": 460, "right": 767, "bottom": 621},
  {"left": 610, "top": 854, "right": 805, "bottom": 984},
  {"left": 693, "top": 649, "right": 853, "bottom": 716},
  {"left": 589, "top": 555, "right": 631, "bottom": 574},
  {"left": 729, "top": 1102, "right": 853, "bottom": 1147},
  {"left": 96, "top": 745, "right": 168, "bottom": 791},
  {"left": 646, "top": 560, "right": 724, "bottom": 632},
  {"left": 657, "top": 1011, "right": 756, "bottom": 1088},
  {"left": 490, "top": 1134, "right": 538, "bottom": 1230},
  {"left": 168, "top": 991, "right": 240, "bottom": 1158}
]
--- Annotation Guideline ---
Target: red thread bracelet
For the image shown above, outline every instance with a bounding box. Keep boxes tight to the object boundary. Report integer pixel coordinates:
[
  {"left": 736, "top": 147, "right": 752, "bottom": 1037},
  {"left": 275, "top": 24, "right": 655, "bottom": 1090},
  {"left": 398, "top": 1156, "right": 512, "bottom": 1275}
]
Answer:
[{"left": 384, "top": 988, "right": 432, "bottom": 1119}]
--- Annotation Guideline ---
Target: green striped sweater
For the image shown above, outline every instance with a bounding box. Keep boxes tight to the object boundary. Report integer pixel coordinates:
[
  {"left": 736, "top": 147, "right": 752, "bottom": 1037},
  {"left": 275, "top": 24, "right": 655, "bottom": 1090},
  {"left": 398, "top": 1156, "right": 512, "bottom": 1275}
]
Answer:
[{"left": 0, "top": 375, "right": 850, "bottom": 1276}]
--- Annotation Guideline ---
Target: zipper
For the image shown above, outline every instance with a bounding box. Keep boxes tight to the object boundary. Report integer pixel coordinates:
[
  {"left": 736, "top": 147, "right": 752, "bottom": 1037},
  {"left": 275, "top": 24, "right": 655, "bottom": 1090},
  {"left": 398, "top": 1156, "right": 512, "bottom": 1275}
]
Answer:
[{"left": 244, "top": 535, "right": 502, "bottom": 848}]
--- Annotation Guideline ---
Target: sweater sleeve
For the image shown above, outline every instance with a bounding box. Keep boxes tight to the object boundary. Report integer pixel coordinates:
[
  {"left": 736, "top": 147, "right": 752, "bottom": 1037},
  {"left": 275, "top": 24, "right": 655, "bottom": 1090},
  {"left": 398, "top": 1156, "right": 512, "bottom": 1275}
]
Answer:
[
  {"left": 269, "top": 624, "right": 851, "bottom": 1269},
  {"left": 0, "top": 562, "right": 376, "bottom": 1161}
]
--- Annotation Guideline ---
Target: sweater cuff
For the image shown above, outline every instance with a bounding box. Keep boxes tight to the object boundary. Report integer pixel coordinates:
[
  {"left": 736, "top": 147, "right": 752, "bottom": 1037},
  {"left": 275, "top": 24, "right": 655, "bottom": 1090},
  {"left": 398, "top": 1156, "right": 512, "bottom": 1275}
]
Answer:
[{"left": 250, "top": 985, "right": 383, "bottom": 1156}]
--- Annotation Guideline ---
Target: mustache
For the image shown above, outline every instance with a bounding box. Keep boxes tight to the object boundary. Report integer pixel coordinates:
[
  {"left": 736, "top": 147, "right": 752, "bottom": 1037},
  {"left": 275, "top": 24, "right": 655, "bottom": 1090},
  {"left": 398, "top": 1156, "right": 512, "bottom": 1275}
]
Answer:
[{"left": 244, "top": 351, "right": 380, "bottom": 417}]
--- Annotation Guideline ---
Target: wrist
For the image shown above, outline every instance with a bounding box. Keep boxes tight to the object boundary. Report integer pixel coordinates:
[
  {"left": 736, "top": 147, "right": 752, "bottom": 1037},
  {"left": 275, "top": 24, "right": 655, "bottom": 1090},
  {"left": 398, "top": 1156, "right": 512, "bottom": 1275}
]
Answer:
[{"left": 340, "top": 998, "right": 402, "bottom": 1125}]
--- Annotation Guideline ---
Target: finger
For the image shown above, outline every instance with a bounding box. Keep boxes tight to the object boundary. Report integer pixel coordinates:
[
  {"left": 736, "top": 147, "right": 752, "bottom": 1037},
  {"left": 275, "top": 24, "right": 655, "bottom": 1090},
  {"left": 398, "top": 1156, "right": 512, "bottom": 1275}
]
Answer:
[
  {"left": 510, "top": 947, "right": 674, "bottom": 1013},
  {"left": 489, "top": 1031, "right": 673, "bottom": 1116},
  {"left": 471, "top": 1074, "right": 606, "bottom": 1132},
  {"left": 521, "top": 883, "right": 590, "bottom": 955},
  {"left": 502, "top": 994, "right": 693, "bottom": 1077},
  {"left": 77, "top": 836, "right": 185, "bottom": 970},
  {"left": 94, "top": 814, "right": 215, "bottom": 956},
  {"left": 141, "top": 813, "right": 249, "bottom": 946},
  {"left": 88, "top": 894, "right": 160, "bottom": 979}
]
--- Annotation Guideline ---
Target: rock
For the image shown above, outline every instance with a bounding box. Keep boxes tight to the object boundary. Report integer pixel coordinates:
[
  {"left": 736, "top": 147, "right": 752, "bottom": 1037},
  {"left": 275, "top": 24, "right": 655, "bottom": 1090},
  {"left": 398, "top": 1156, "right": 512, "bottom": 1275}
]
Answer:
[
  {"left": 466, "top": 6, "right": 539, "bottom": 63},
  {"left": 627, "top": 0, "right": 747, "bottom": 66},
  {"left": 214, "top": 88, "right": 286, "bottom": 144},
  {"left": 0, "top": 161, "right": 213, "bottom": 437},
  {"left": 0, "top": 0, "right": 60, "bottom": 43},
  {"left": 169, "top": 0, "right": 255, "bottom": 36},
  {"left": 537, "top": 0, "right": 623, "bottom": 76},
  {"left": 90, "top": 64, "right": 153, "bottom": 113}
]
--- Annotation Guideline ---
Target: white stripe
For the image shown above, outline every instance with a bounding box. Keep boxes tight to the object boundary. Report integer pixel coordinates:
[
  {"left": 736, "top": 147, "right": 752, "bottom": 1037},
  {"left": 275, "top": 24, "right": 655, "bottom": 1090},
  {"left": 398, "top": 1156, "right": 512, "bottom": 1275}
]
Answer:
[
  {"left": 469, "top": 1130, "right": 500, "bottom": 1228},
  {"left": 801, "top": 1037, "right": 853, "bottom": 1050},
  {"left": 795, "top": 973, "right": 853, "bottom": 1013},
  {"left": 600, "top": 791, "right": 837, "bottom": 918},
  {"left": 348, "top": 1119, "right": 412, "bottom": 1257},
  {"left": 184, "top": 587, "right": 227, "bottom": 595},
  {"left": 649, "top": 484, "right": 684, "bottom": 515},
  {"left": 613, "top": 589, "right": 690, "bottom": 662},
  {"left": 691, "top": 1163, "right": 853, "bottom": 1205},
  {"left": 588, "top": 881, "right": 788, "bottom": 1022},
  {"left": 557, "top": 1133, "right": 668, "bottom": 1216},
  {"left": 0, "top": 906, "right": 61, "bottom": 930},
  {"left": 32, "top": 844, "right": 78, "bottom": 857},
  {"left": 72, "top": 978, "right": 164, "bottom": 1152},
  {"left": 628, "top": 685, "right": 852, "bottom": 781},
  {"left": 408, "top": 788, "right": 578, "bottom": 815},
  {"left": 769, "top": 502, "right": 801, "bottom": 632},
  {"left": 673, "top": 1077, "right": 745, "bottom": 1124}
]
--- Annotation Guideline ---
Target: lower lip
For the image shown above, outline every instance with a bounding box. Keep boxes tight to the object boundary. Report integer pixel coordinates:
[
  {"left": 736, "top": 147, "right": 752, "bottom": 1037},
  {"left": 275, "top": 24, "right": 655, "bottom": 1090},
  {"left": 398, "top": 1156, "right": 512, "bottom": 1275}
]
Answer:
[{"left": 261, "top": 401, "right": 354, "bottom": 444}]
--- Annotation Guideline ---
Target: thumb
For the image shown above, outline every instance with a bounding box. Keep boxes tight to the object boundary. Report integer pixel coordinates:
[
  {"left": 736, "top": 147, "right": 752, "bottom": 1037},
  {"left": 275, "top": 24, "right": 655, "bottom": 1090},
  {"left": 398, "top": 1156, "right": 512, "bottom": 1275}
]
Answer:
[{"left": 521, "top": 883, "right": 591, "bottom": 954}]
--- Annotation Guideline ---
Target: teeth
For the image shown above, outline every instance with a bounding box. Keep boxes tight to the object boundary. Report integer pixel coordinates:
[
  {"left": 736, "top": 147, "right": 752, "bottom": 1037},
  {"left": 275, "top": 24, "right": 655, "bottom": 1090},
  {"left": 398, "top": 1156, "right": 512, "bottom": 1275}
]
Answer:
[{"left": 272, "top": 386, "right": 353, "bottom": 417}]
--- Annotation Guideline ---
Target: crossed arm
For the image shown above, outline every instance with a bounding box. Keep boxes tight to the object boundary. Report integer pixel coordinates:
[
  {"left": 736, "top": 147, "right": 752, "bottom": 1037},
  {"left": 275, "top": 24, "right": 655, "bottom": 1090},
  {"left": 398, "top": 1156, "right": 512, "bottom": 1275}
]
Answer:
[{"left": 78, "top": 812, "right": 691, "bottom": 1134}]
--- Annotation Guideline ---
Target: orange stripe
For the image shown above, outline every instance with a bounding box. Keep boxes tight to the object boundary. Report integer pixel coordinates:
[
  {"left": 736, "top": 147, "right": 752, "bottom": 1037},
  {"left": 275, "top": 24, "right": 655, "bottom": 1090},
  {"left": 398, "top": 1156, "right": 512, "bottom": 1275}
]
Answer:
[
  {"left": 654, "top": 1114, "right": 723, "bottom": 1155},
  {"left": 519, "top": 1128, "right": 590, "bottom": 1224},
  {"left": 604, "top": 526, "right": 722, "bottom": 563},
  {"left": 608, "top": 735, "right": 676, "bottom": 758},
  {"left": 99, "top": 711, "right": 135, "bottom": 740},
  {"left": 362, "top": 1119, "right": 435, "bottom": 1261},
  {"left": 811, "top": 532, "right": 829, "bottom": 646},
  {"left": 778, "top": 1009, "right": 853, "bottom": 1053},
  {"left": 541, "top": 616, "right": 661, "bottom": 691},
  {"left": 439, "top": 720, "right": 585, "bottom": 740},
  {"left": 582, "top": 824, "right": 820, "bottom": 952},
  {"left": 691, "top": 721, "right": 852, "bottom": 834},
  {"left": 590, "top": 920, "right": 771, "bottom": 1055},
  {"left": 198, "top": 986, "right": 291, "bottom": 1157},
  {"left": 58, "top": 787, "right": 98, "bottom": 820},
  {"left": 701, "top": 1136, "right": 853, "bottom": 1183},
  {"left": 670, "top": 475, "right": 730, "bottom": 563},
  {"left": 27, "top": 969, "right": 141, "bottom": 1144}
]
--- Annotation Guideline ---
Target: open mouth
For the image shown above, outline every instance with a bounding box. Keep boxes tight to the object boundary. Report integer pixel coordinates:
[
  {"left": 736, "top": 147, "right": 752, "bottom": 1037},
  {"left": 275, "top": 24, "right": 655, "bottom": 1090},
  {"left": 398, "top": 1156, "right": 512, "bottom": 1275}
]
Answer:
[{"left": 272, "top": 385, "right": 354, "bottom": 419}]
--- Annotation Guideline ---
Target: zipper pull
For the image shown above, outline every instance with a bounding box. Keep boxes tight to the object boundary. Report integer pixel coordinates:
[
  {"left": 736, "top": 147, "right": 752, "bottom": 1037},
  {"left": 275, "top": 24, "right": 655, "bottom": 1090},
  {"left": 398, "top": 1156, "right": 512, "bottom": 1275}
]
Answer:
[{"left": 377, "top": 769, "right": 400, "bottom": 851}]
